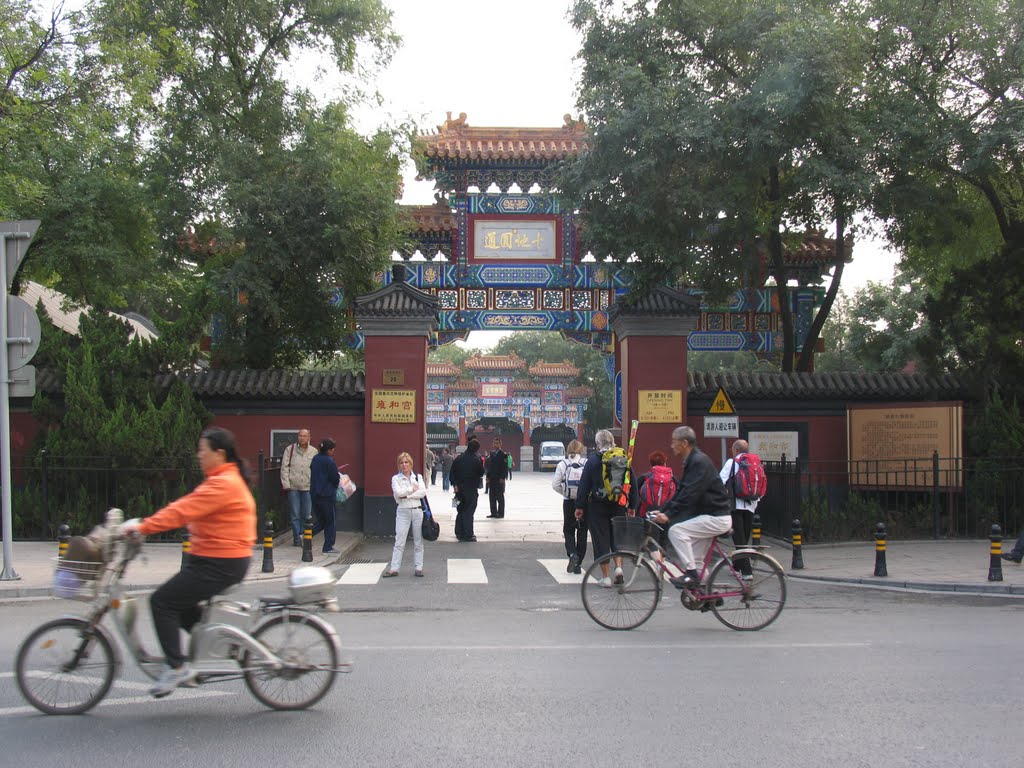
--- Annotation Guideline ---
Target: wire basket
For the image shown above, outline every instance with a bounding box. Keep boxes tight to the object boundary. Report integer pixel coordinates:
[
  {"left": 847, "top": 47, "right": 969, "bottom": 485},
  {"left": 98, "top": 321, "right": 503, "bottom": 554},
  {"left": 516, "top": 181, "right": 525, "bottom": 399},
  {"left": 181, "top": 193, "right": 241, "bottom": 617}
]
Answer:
[
  {"left": 611, "top": 515, "right": 649, "bottom": 554},
  {"left": 52, "top": 558, "right": 106, "bottom": 601}
]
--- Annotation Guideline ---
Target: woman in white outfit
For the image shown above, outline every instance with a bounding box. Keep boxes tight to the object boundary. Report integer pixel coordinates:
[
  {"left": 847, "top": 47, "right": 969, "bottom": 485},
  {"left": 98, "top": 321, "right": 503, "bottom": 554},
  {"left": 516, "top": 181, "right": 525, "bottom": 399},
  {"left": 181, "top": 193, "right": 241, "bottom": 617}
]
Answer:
[{"left": 384, "top": 452, "right": 428, "bottom": 577}]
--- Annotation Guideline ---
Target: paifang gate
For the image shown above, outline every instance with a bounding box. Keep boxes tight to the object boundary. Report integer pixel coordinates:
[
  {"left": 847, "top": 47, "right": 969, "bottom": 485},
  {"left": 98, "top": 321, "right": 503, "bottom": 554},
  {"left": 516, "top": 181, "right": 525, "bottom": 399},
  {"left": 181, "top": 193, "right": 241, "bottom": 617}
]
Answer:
[{"left": 349, "top": 113, "right": 848, "bottom": 534}]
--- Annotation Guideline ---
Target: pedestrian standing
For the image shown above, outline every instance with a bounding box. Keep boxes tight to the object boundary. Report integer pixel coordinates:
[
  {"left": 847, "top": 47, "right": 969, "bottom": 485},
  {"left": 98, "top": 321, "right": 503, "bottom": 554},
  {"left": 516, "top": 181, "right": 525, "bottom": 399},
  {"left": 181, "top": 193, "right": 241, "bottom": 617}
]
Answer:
[
  {"left": 485, "top": 437, "right": 509, "bottom": 519},
  {"left": 553, "top": 439, "right": 587, "bottom": 573},
  {"left": 720, "top": 439, "right": 759, "bottom": 576},
  {"left": 384, "top": 452, "right": 428, "bottom": 577},
  {"left": 506, "top": 451, "right": 513, "bottom": 481},
  {"left": 450, "top": 438, "right": 485, "bottom": 541},
  {"left": 425, "top": 446, "right": 436, "bottom": 486},
  {"left": 441, "top": 447, "right": 454, "bottom": 492},
  {"left": 575, "top": 429, "right": 632, "bottom": 586},
  {"left": 280, "top": 428, "right": 315, "bottom": 546},
  {"left": 310, "top": 438, "right": 341, "bottom": 554}
]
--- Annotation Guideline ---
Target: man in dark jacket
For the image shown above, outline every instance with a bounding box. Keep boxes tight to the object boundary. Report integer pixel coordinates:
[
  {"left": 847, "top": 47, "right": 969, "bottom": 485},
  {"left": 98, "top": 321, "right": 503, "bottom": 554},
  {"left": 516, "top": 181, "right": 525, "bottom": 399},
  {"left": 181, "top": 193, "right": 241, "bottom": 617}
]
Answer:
[
  {"left": 484, "top": 437, "right": 509, "bottom": 519},
  {"left": 450, "top": 438, "right": 485, "bottom": 542},
  {"left": 574, "top": 429, "right": 633, "bottom": 586},
  {"left": 651, "top": 425, "right": 733, "bottom": 589}
]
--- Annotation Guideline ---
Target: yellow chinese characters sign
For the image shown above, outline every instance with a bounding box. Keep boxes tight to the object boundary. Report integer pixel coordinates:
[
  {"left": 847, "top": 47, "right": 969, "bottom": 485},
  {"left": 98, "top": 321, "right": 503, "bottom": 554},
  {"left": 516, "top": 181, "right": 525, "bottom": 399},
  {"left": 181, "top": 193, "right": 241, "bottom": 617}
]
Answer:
[
  {"left": 638, "top": 390, "right": 682, "bottom": 423},
  {"left": 371, "top": 389, "right": 417, "bottom": 423}
]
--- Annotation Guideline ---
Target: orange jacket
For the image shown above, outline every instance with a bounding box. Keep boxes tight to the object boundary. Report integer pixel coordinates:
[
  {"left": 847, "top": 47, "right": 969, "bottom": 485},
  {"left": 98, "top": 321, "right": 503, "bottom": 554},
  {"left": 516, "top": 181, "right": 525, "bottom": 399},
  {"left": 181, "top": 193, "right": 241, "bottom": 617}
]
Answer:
[{"left": 139, "top": 462, "right": 256, "bottom": 558}]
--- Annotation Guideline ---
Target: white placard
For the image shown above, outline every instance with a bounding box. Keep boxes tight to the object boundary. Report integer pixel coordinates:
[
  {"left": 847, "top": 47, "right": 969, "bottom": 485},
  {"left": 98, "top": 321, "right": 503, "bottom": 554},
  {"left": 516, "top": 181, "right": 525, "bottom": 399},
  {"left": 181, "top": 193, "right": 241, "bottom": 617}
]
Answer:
[
  {"left": 749, "top": 431, "right": 799, "bottom": 461},
  {"left": 704, "top": 415, "right": 738, "bottom": 438}
]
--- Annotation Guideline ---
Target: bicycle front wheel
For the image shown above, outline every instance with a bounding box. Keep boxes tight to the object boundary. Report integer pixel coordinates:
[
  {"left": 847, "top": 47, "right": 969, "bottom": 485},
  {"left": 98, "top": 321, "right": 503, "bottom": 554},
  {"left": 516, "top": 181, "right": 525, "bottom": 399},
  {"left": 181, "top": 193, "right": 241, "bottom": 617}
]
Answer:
[
  {"left": 707, "top": 551, "right": 786, "bottom": 631},
  {"left": 581, "top": 552, "right": 662, "bottom": 630},
  {"left": 16, "top": 618, "right": 117, "bottom": 715},
  {"left": 244, "top": 612, "right": 338, "bottom": 710}
]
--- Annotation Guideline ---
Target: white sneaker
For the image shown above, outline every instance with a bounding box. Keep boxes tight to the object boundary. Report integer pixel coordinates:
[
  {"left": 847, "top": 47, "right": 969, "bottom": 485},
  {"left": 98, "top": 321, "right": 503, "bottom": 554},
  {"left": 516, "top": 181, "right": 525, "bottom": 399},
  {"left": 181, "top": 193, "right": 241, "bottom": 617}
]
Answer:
[
  {"left": 613, "top": 567, "right": 624, "bottom": 585},
  {"left": 597, "top": 576, "right": 612, "bottom": 588},
  {"left": 150, "top": 662, "right": 194, "bottom": 698}
]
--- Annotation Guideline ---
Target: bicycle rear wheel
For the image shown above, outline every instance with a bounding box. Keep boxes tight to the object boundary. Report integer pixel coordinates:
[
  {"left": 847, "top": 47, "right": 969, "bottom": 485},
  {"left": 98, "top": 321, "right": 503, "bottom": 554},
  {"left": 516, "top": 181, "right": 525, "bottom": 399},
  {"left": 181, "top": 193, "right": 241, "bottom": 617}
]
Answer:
[
  {"left": 243, "top": 612, "right": 338, "bottom": 710},
  {"left": 581, "top": 552, "right": 661, "bottom": 630},
  {"left": 707, "top": 551, "right": 786, "bottom": 631},
  {"left": 16, "top": 618, "right": 117, "bottom": 715}
]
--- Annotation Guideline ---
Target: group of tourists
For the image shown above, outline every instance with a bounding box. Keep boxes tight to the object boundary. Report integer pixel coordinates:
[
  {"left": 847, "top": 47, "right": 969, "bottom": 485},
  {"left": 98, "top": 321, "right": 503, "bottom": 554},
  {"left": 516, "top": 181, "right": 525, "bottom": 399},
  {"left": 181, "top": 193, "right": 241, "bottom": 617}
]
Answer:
[
  {"left": 424, "top": 446, "right": 455, "bottom": 491},
  {"left": 279, "top": 428, "right": 345, "bottom": 554}
]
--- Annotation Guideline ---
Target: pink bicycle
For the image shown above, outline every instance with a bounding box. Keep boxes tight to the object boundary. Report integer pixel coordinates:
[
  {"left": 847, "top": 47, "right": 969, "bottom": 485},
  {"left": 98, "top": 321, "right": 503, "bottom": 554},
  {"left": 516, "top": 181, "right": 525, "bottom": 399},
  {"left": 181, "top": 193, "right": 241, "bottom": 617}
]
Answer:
[{"left": 581, "top": 516, "right": 786, "bottom": 631}]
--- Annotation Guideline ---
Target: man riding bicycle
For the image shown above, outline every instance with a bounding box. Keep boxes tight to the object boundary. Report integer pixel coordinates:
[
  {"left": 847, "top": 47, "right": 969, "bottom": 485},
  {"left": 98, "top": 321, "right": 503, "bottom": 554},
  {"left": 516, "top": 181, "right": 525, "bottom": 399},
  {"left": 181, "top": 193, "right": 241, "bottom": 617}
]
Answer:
[{"left": 649, "top": 425, "right": 732, "bottom": 589}]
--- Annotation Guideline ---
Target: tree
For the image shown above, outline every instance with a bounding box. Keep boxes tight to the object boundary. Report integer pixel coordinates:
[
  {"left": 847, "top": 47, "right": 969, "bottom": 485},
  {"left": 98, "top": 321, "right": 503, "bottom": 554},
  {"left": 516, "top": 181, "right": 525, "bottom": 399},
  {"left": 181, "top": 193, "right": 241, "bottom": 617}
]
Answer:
[{"left": 564, "top": 0, "right": 876, "bottom": 372}]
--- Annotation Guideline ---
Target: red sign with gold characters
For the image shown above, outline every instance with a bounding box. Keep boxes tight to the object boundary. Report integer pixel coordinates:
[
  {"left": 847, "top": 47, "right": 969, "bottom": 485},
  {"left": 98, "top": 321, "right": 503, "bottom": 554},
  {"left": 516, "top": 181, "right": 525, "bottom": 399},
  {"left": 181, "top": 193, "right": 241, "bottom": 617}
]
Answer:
[{"left": 371, "top": 389, "right": 417, "bottom": 423}]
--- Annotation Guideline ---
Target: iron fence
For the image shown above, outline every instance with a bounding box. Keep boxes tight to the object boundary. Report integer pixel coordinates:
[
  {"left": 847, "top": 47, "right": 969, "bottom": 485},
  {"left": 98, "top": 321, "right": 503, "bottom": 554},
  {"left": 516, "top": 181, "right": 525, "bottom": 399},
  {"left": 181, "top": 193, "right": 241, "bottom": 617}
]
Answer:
[
  {"left": 759, "top": 454, "right": 1024, "bottom": 543},
  {"left": 4, "top": 451, "right": 290, "bottom": 543}
]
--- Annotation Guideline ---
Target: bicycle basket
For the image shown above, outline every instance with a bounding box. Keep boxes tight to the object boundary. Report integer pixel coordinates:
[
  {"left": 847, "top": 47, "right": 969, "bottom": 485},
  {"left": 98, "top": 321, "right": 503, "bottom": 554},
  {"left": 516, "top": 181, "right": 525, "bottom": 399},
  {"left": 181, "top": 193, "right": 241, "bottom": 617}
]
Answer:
[
  {"left": 611, "top": 516, "right": 647, "bottom": 554},
  {"left": 52, "top": 534, "right": 108, "bottom": 600}
]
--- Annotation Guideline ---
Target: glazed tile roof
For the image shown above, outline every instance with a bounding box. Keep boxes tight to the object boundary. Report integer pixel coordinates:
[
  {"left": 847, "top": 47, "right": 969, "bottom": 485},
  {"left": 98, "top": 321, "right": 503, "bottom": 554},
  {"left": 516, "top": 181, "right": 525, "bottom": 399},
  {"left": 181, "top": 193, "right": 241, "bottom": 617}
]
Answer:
[
  {"left": 609, "top": 285, "right": 702, "bottom": 319},
  {"left": 352, "top": 279, "right": 438, "bottom": 318},
  {"left": 566, "top": 386, "right": 594, "bottom": 399},
  {"left": 510, "top": 380, "right": 541, "bottom": 392},
  {"left": 404, "top": 203, "right": 456, "bottom": 233},
  {"left": 416, "top": 113, "right": 590, "bottom": 163},
  {"left": 26, "top": 369, "right": 969, "bottom": 404},
  {"left": 426, "top": 362, "right": 461, "bottom": 377},
  {"left": 449, "top": 378, "right": 478, "bottom": 391},
  {"left": 463, "top": 354, "right": 528, "bottom": 371},
  {"left": 770, "top": 232, "right": 854, "bottom": 265},
  {"left": 529, "top": 361, "right": 580, "bottom": 377}
]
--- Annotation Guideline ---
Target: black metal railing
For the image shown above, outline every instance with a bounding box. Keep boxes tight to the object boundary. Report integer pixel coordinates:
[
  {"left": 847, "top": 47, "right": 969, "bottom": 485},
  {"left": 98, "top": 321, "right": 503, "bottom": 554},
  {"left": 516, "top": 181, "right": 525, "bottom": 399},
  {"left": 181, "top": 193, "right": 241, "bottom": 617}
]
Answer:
[
  {"left": 5, "top": 451, "right": 290, "bottom": 542},
  {"left": 759, "top": 454, "right": 1024, "bottom": 543}
]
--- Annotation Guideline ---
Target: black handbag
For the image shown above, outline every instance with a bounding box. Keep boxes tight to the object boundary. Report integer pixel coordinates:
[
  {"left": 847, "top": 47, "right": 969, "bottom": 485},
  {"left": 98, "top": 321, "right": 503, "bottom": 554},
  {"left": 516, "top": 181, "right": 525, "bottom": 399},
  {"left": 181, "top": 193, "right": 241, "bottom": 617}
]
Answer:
[{"left": 421, "top": 496, "right": 440, "bottom": 542}]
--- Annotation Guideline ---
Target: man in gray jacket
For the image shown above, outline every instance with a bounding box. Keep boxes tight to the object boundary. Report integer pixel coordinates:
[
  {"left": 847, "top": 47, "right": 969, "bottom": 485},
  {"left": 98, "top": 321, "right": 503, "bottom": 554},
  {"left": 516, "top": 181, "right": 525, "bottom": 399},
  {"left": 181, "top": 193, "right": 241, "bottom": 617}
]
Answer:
[{"left": 281, "top": 429, "right": 316, "bottom": 546}]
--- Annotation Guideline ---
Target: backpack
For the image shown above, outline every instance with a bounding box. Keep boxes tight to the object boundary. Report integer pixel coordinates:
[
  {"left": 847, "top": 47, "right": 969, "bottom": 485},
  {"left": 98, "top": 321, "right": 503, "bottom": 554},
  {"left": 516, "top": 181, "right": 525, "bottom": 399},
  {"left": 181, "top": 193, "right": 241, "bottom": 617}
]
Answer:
[
  {"left": 639, "top": 465, "right": 676, "bottom": 515},
  {"left": 595, "top": 447, "right": 630, "bottom": 504},
  {"left": 731, "top": 452, "right": 767, "bottom": 501},
  {"left": 562, "top": 458, "right": 585, "bottom": 500}
]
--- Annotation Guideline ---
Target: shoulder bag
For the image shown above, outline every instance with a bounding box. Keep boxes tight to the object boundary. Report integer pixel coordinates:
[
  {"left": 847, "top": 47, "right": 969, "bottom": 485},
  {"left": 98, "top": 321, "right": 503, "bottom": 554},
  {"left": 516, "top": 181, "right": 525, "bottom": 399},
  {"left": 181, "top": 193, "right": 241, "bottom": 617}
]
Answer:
[{"left": 420, "top": 477, "right": 440, "bottom": 541}]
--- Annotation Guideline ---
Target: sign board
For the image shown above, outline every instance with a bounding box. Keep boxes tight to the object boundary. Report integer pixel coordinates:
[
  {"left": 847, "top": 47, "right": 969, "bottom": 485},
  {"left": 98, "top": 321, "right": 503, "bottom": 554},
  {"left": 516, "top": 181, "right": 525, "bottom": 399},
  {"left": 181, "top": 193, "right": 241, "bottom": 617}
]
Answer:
[
  {"left": 382, "top": 368, "right": 404, "bottom": 386},
  {"left": 7, "top": 364, "right": 34, "bottom": 399},
  {"left": 638, "top": 389, "right": 682, "bottom": 423},
  {"left": 704, "top": 415, "right": 738, "bottom": 438},
  {"left": 749, "top": 430, "right": 799, "bottom": 461},
  {"left": 370, "top": 389, "right": 417, "bottom": 423},
  {"left": 6, "top": 295, "right": 40, "bottom": 372},
  {"left": 707, "top": 387, "right": 736, "bottom": 415}
]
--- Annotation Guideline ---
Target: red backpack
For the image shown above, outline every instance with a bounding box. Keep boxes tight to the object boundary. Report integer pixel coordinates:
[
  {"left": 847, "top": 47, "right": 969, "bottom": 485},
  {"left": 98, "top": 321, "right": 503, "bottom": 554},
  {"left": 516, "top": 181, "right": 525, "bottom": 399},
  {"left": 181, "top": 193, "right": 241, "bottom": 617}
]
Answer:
[
  {"left": 731, "top": 453, "right": 767, "bottom": 501},
  {"left": 639, "top": 466, "right": 676, "bottom": 515}
]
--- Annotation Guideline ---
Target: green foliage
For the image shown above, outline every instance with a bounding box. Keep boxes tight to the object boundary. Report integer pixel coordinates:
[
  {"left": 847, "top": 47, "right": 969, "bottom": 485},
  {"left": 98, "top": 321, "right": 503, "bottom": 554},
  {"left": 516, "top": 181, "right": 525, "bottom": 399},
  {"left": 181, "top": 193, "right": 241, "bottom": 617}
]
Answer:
[
  {"left": 688, "top": 351, "right": 777, "bottom": 373},
  {"left": 428, "top": 343, "right": 485, "bottom": 368}
]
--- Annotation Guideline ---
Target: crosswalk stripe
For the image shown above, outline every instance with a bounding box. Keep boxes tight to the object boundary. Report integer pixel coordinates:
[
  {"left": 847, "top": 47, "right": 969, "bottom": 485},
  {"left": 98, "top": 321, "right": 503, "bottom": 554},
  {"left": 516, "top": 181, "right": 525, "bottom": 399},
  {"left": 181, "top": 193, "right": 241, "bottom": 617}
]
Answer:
[
  {"left": 337, "top": 563, "right": 389, "bottom": 585},
  {"left": 447, "top": 558, "right": 488, "bottom": 584},
  {"left": 537, "top": 559, "right": 584, "bottom": 584}
]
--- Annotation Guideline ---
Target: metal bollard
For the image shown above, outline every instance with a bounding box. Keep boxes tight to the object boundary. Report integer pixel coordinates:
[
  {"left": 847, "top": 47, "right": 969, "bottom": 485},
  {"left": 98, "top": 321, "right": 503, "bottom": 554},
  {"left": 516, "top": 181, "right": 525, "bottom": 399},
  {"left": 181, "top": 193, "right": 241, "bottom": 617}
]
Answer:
[
  {"left": 751, "top": 513, "right": 762, "bottom": 546},
  {"left": 988, "top": 524, "right": 1003, "bottom": 582},
  {"left": 261, "top": 518, "right": 275, "bottom": 573},
  {"left": 791, "top": 519, "right": 804, "bottom": 570},
  {"left": 57, "top": 523, "right": 71, "bottom": 559},
  {"left": 302, "top": 510, "right": 314, "bottom": 563},
  {"left": 180, "top": 530, "right": 191, "bottom": 569},
  {"left": 873, "top": 522, "right": 888, "bottom": 577}
]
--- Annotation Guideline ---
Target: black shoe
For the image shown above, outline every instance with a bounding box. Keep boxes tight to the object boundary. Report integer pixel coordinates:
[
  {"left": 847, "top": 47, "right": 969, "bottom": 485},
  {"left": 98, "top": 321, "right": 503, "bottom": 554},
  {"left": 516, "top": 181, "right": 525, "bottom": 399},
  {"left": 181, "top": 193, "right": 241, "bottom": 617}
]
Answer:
[
  {"left": 699, "top": 597, "right": 725, "bottom": 613},
  {"left": 567, "top": 555, "right": 579, "bottom": 574},
  {"left": 669, "top": 570, "right": 701, "bottom": 590},
  {"left": 486, "top": 515, "right": 496, "bottom": 518},
  {"left": 573, "top": 561, "right": 582, "bottom": 574},
  {"left": 458, "top": 536, "right": 477, "bottom": 542},
  {"left": 1001, "top": 552, "right": 1023, "bottom": 563}
]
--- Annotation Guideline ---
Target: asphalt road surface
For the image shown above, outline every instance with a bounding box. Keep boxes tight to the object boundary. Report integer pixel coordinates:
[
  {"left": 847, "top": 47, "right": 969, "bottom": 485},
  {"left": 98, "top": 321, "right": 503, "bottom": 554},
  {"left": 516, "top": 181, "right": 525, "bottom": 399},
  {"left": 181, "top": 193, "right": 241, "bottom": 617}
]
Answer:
[{"left": 1, "top": 536, "right": 1021, "bottom": 768}]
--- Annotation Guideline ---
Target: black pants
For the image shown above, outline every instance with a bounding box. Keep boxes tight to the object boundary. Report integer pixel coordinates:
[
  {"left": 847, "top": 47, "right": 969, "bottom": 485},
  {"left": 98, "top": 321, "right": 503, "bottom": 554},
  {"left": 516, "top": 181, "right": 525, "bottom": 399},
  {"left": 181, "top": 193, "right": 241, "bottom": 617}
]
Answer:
[
  {"left": 311, "top": 495, "right": 337, "bottom": 552},
  {"left": 731, "top": 508, "right": 754, "bottom": 576},
  {"left": 588, "top": 499, "right": 619, "bottom": 560},
  {"left": 455, "top": 491, "right": 479, "bottom": 539},
  {"left": 562, "top": 498, "right": 588, "bottom": 561},
  {"left": 488, "top": 479, "right": 506, "bottom": 518},
  {"left": 150, "top": 555, "right": 250, "bottom": 667}
]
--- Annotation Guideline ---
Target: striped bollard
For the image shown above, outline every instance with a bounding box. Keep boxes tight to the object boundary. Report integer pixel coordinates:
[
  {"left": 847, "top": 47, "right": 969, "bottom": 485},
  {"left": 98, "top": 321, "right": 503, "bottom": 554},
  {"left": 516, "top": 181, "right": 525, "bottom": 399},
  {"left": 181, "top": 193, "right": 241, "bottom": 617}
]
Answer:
[
  {"left": 988, "top": 524, "right": 1003, "bottom": 582},
  {"left": 791, "top": 519, "right": 804, "bottom": 570},
  {"left": 873, "top": 522, "right": 888, "bottom": 577},
  {"left": 57, "top": 523, "right": 71, "bottom": 559},
  {"left": 261, "top": 518, "right": 275, "bottom": 573},
  {"left": 302, "top": 510, "right": 314, "bottom": 563},
  {"left": 751, "top": 513, "right": 762, "bottom": 546},
  {"left": 180, "top": 530, "right": 191, "bottom": 569}
]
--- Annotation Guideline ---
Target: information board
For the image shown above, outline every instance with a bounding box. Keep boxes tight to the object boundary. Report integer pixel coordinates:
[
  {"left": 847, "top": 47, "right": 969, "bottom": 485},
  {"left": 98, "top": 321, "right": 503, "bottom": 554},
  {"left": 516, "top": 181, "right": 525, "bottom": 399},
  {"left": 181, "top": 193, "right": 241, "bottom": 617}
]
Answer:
[
  {"left": 638, "top": 390, "right": 682, "bottom": 423},
  {"left": 371, "top": 389, "right": 417, "bottom": 423}
]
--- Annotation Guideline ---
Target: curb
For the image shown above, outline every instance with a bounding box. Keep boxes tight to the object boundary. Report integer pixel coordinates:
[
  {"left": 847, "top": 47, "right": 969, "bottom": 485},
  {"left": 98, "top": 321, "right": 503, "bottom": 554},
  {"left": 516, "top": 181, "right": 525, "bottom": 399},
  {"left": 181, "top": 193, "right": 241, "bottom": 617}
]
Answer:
[
  {"left": 0, "top": 534, "right": 364, "bottom": 602},
  {"left": 787, "top": 571, "right": 1024, "bottom": 596}
]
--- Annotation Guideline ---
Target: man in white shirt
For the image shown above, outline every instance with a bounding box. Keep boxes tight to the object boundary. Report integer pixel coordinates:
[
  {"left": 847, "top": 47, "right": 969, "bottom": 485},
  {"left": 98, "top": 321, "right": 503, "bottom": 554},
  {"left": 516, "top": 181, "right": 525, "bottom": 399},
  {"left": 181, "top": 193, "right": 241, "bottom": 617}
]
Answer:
[{"left": 720, "top": 439, "right": 759, "bottom": 576}]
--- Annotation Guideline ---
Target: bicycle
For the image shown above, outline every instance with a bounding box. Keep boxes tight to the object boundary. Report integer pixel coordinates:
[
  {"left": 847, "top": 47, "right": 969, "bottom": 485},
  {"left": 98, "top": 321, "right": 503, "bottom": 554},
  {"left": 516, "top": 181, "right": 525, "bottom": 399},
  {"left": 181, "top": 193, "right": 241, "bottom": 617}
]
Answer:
[
  {"left": 16, "top": 511, "right": 351, "bottom": 715},
  {"left": 581, "top": 515, "right": 786, "bottom": 631}
]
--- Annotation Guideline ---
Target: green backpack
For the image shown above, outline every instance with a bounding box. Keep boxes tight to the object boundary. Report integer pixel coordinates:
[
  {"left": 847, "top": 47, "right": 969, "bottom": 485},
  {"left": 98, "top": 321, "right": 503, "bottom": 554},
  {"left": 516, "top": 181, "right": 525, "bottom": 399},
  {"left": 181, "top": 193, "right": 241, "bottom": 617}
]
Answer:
[{"left": 595, "top": 447, "right": 630, "bottom": 503}]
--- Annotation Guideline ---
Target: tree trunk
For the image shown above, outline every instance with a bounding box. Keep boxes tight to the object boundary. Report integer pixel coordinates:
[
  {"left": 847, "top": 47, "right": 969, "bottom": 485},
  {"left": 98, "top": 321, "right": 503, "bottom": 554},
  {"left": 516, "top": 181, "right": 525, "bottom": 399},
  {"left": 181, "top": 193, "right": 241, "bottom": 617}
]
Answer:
[
  {"left": 797, "top": 210, "right": 847, "bottom": 372},
  {"left": 767, "top": 166, "right": 794, "bottom": 372}
]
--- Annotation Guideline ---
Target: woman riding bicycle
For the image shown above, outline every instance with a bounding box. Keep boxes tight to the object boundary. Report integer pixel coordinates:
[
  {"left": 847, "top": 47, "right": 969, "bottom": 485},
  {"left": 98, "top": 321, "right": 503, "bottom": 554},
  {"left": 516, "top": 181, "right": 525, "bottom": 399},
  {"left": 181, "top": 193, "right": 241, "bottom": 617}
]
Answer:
[{"left": 122, "top": 427, "right": 256, "bottom": 698}]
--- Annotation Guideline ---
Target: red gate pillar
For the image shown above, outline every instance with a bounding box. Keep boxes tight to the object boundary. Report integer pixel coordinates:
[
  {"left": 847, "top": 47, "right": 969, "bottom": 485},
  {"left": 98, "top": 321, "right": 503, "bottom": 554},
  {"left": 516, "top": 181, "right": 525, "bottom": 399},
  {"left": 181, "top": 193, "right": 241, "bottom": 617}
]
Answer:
[
  {"left": 354, "top": 269, "right": 438, "bottom": 535},
  {"left": 609, "top": 286, "right": 700, "bottom": 478}
]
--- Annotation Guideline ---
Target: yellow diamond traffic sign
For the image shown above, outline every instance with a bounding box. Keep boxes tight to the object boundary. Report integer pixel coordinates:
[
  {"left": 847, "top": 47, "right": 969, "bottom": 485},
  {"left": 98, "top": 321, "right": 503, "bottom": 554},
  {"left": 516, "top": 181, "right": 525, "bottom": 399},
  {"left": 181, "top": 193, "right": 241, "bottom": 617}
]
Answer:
[{"left": 708, "top": 387, "right": 736, "bottom": 415}]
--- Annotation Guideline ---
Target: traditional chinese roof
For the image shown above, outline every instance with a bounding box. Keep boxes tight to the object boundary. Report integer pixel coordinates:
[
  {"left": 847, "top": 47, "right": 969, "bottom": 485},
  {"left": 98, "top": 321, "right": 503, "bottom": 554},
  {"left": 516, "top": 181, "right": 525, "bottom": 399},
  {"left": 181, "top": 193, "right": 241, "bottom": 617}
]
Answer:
[
  {"left": 566, "top": 386, "right": 594, "bottom": 399},
  {"left": 779, "top": 232, "right": 854, "bottom": 265},
  {"left": 450, "top": 378, "right": 477, "bottom": 391},
  {"left": 529, "top": 360, "right": 580, "bottom": 378},
  {"left": 416, "top": 113, "right": 590, "bottom": 164},
  {"left": 404, "top": 203, "right": 456, "bottom": 233},
  {"left": 426, "top": 362, "right": 460, "bottom": 377},
  {"left": 463, "top": 354, "right": 528, "bottom": 371},
  {"left": 509, "top": 380, "right": 541, "bottom": 392},
  {"left": 687, "top": 371, "right": 967, "bottom": 402}
]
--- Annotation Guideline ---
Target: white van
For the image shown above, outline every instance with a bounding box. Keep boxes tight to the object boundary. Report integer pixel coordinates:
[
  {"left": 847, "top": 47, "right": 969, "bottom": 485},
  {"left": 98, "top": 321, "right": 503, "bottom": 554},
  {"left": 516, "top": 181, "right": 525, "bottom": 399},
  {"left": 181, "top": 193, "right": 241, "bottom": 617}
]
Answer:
[{"left": 538, "top": 441, "right": 566, "bottom": 471}]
